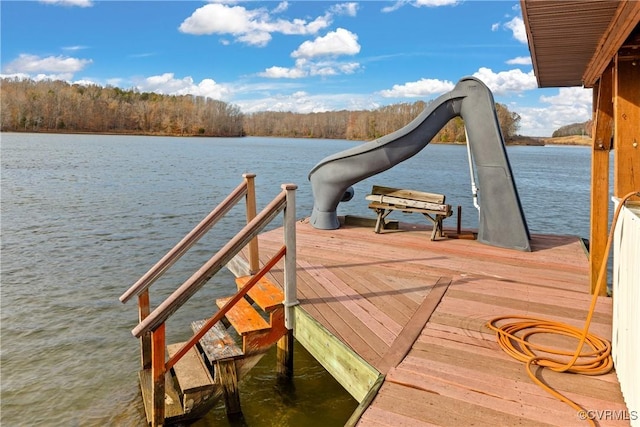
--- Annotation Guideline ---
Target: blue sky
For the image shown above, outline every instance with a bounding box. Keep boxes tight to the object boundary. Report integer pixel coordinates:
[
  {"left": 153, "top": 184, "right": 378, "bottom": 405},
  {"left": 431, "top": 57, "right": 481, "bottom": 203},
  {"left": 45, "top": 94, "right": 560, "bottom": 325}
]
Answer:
[{"left": 1, "top": 0, "right": 593, "bottom": 136}]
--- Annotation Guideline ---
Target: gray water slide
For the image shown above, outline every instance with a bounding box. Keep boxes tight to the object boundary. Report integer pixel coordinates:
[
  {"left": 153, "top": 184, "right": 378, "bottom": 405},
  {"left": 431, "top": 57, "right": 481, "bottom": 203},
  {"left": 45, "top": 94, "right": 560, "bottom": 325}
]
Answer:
[{"left": 308, "top": 76, "right": 531, "bottom": 251}]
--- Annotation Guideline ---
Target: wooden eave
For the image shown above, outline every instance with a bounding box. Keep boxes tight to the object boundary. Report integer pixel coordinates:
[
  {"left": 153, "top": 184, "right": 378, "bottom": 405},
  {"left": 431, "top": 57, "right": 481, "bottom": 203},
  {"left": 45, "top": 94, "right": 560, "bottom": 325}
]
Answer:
[
  {"left": 583, "top": 1, "right": 640, "bottom": 87},
  {"left": 521, "top": 0, "right": 640, "bottom": 88}
]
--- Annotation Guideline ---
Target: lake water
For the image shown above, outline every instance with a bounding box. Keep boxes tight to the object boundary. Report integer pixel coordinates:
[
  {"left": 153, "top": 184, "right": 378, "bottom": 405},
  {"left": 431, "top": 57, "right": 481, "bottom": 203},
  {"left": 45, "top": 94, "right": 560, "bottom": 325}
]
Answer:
[{"left": 1, "top": 133, "right": 598, "bottom": 426}]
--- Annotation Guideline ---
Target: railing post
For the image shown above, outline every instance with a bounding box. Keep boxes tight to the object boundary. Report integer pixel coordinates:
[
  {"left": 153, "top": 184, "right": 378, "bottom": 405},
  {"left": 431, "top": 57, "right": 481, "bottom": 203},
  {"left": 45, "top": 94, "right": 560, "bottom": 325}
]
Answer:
[
  {"left": 139, "top": 290, "right": 152, "bottom": 369},
  {"left": 151, "top": 324, "right": 166, "bottom": 427},
  {"left": 244, "top": 173, "right": 260, "bottom": 274},
  {"left": 282, "top": 184, "right": 299, "bottom": 330},
  {"left": 278, "top": 184, "right": 298, "bottom": 382}
]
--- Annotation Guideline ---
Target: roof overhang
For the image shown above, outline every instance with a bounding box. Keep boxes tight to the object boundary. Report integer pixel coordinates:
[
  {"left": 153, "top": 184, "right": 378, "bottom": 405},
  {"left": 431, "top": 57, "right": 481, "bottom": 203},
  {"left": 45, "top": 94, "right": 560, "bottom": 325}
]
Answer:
[{"left": 521, "top": 0, "right": 640, "bottom": 88}]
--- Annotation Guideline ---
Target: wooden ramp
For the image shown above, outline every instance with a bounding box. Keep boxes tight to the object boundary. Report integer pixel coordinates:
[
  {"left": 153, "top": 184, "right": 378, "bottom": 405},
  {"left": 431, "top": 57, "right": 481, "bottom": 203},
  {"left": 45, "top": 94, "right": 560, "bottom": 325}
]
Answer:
[{"left": 237, "top": 217, "right": 628, "bottom": 427}]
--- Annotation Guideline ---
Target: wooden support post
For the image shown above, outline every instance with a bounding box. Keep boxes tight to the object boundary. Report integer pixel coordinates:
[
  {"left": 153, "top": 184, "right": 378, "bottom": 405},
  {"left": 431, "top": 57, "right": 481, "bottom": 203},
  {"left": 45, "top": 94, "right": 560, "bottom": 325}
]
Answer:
[
  {"left": 282, "top": 184, "right": 299, "bottom": 331},
  {"left": 151, "top": 324, "right": 166, "bottom": 427},
  {"left": 244, "top": 173, "right": 260, "bottom": 274},
  {"left": 613, "top": 55, "right": 640, "bottom": 200},
  {"left": 276, "top": 330, "right": 294, "bottom": 380},
  {"left": 139, "top": 290, "right": 152, "bottom": 369},
  {"left": 590, "top": 63, "right": 613, "bottom": 295},
  {"left": 217, "top": 359, "right": 242, "bottom": 416}
]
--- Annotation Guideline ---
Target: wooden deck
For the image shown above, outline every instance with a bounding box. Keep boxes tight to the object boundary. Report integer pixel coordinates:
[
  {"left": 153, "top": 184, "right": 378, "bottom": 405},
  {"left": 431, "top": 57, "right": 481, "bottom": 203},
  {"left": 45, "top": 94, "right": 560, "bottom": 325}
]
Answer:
[{"left": 242, "top": 217, "right": 628, "bottom": 426}]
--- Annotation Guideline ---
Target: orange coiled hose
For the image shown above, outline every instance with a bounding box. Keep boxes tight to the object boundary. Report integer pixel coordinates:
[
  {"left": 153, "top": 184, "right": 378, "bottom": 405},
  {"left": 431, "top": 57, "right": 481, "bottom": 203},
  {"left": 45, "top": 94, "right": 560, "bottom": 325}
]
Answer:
[{"left": 487, "top": 190, "right": 639, "bottom": 425}]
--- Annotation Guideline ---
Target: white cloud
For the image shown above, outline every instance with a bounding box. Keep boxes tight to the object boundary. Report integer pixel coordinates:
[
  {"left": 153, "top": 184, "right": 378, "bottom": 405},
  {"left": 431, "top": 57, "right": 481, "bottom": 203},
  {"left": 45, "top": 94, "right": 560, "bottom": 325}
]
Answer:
[
  {"left": 62, "top": 45, "right": 88, "bottom": 51},
  {"left": 491, "top": 23, "right": 500, "bottom": 32},
  {"left": 329, "top": 3, "right": 359, "bottom": 17},
  {"left": 539, "top": 87, "right": 592, "bottom": 107},
  {"left": 259, "top": 66, "right": 308, "bottom": 79},
  {"left": 382, "top": 0, "right": 458, "bottom": 12},
  {"left": 414, "top": 0, "right": 459, "bottom": 6},
  {"left": 260, "top": 27, "right": 361, "bottom": 79},
  {"left": 0, "top": 72, "right": 77, "bottom": 82},
  {"left": 272, "top": 1, "right": 289, "bottom": 14},
  {"left": 506, "top": 56, "right": 532, "bottom": 65},
  {"left": 73, "top": 78, "right": 99, "bottom": 86},
  {"left": 105, "top": 78, "right": 125, "bottom": 87},
  {"left": 292, "top": 28, "right": 360, "bottom": 59},
  {"left": 378, "top": 78, "right": 455, "bottom": 98},
  {"left": 178, "top": 3, "right": 334, "bottom": 47},
  {"left": 259, "top": 58, "right": 361, "bottom": 79},
  {"left": 39, "top": 0, "right": 92, "bottom": 7},
  {"left": 517, "top": 87, "right": 592, "bottom": 136},
  {"left": 504, "top": 16, "right": 527, "bottom": 44},
  {"left": 135, "top": 73, "right": 232, "bottom": 101},
  {"left": 235, "top": 90, "right": 375, "bottom": 114},
  {"left": 381, "top": 1, "right": 406, "bottom": 13},
  {"left": 237, "top": 31, "right": 272, "bottom": 47},
  {"left": 472, "top": 67, "right": 537, "bottom": 95},
  {"left": 0, "top": 73, "right": 31, "bottom": 81},
  {"left": 179, "top": 4, "right": 265, "bottom": 37},
  {"left": 3, "top": 54, "right": 92, "bottom": 74}
]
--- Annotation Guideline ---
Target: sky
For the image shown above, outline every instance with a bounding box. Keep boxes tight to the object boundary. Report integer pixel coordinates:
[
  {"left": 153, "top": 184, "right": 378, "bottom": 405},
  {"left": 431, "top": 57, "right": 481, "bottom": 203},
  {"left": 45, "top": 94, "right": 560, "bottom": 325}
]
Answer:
[{"left": 1, "top": 0, "right": 594, "bottom": 137}]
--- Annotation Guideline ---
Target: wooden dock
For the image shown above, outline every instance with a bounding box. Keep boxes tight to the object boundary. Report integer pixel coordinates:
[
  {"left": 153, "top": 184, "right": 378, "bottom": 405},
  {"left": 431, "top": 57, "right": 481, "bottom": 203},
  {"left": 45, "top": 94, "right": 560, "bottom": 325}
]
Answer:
[{"left": 233, "top": 217, "right": 629, "bottom": 427}]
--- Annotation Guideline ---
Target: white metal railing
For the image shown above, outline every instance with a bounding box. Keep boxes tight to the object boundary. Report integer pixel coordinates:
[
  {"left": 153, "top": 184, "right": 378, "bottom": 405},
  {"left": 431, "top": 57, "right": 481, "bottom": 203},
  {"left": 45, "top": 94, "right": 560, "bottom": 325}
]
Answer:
[{"left": 612, "top": 199, "right": 640, "bottom": 425}]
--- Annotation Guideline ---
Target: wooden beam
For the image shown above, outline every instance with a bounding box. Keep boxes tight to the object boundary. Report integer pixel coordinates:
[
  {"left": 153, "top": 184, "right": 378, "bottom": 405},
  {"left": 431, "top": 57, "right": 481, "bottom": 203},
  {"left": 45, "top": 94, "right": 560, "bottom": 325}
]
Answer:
[
  {"left": 276, "top": 330, "right": 294, "bottom": 380},
  {"left": 138, "top": 290, "right": 152, "bottom": 369},
  {"left": 293, "top": 307, "right": 380, "bottom": 403},
  {"left": 344, "top": 373, "right": 385, "bottom": 427},
  {"left": 244, "top": 173, "right": 260, "bottom": 274},
  {"left": 151, "top": 324, "right": 166, "bottom": 427},
  {"left": 217, "top": 359, "right": 242, "bottom": 416},
  {"left": 375, "top": 277, "right": 451, "bottom": 374},
  {"left": 613, "top": 54, "right": 640, "bottom": 200},
  {"left": 583, "top": 2, "right": 640, "bottom": 87},
  {"left": 589, "top": 63, "right": 613, "bottom": 295}
]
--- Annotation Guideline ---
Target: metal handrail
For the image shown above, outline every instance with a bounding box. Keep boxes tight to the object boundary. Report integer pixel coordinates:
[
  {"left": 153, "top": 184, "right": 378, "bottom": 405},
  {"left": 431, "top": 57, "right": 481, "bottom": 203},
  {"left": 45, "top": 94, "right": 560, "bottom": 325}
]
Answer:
[
  {"left": 132, "top": 190, "right": 287, "bottom": 337},
  {"left": 119, "top": 177, "right": 251, "bottom": 303}
]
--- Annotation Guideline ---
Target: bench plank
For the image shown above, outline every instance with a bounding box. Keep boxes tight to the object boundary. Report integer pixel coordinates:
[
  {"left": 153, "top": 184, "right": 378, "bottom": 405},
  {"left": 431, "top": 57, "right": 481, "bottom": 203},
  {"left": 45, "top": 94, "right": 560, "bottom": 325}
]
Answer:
[
  {"left": 365, "top": 194, "right": 449, "bottom": 212},
  {"left": 371, "top": 185, "right": 445, "bottom": 204},
  {"left": 366, "top": 185, "right": 452, "bottom": 241}
]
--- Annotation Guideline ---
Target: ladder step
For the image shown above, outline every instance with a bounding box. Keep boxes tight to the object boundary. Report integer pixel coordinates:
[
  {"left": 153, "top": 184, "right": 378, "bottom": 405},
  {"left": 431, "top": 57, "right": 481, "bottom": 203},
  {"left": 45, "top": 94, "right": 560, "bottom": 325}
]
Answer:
[
  {"left": 216, "top": 296, "right": 270, "bottom": 335},
  {"left": 235, "top": 276, "right": 284, "bottom": 312},
  {"left": 191, "top": 320, "right": 243, "bottom": 363},
  {"left": 166, "top": 342, "right": 215, "bottom": 394}
]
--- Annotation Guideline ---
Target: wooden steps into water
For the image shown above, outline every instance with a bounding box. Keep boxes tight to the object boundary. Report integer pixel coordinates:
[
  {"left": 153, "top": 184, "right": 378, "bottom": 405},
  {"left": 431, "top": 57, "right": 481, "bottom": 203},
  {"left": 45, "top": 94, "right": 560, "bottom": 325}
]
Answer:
[
  {"left": 216, "top": 276, "right": 287, "bottom": 355},
  {"left": 137, "top": 277, "right": 287, "bottom": 424}
]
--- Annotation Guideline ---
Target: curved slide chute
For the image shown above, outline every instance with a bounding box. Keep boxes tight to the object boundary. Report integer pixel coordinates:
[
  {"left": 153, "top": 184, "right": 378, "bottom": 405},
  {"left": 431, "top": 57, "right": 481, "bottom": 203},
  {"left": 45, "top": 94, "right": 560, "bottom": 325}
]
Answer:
[{"left": 309, "top": 77, "right": 531, "bottom": 251}]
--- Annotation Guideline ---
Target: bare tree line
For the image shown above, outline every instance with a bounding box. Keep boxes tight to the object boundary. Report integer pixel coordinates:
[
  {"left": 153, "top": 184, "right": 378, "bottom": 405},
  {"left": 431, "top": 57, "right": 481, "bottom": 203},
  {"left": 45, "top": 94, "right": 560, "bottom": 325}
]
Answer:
[
  {"left": 1, "top": 78, "right": 244, "bottom": 136},
  {"left": 1, "top": 78, "right": 521, "bottom": 141},
  {"left": 552, "top": 121, "right": 592, "bottom": 138}
]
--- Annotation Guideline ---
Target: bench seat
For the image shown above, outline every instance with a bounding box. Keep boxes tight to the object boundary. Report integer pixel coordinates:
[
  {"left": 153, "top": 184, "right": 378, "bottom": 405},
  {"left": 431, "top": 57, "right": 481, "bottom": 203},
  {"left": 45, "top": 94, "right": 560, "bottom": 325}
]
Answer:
[{"left": 365, "top": 185, "right": 452, "bottom": 240}]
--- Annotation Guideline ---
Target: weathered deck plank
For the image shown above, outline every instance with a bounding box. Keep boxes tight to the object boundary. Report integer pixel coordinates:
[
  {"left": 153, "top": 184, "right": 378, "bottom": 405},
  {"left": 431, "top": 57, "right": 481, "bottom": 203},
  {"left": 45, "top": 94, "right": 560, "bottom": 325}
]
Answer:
[{"left": 241, "top": 218, "right": 626, "bottom": 426}]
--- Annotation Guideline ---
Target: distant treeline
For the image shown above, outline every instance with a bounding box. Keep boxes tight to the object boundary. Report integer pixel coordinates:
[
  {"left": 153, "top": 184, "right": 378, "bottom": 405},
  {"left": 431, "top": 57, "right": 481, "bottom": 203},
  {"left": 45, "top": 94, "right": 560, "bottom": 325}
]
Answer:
[
  {"left": 552, "top": 121, "right": 592, "bottom": 138},
  {"left": 0, "top": 78, "right": 244, "bottom": 136},
  {"left": 1, "top": 77, "right": 521, "bottom": 142}
]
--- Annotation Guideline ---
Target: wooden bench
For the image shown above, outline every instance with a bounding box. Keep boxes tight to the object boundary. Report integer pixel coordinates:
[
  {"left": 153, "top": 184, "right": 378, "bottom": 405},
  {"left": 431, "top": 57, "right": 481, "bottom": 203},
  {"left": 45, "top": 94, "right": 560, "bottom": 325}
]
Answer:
[{"left": 365, "top": 185, "right": 452, "bottom": 240}]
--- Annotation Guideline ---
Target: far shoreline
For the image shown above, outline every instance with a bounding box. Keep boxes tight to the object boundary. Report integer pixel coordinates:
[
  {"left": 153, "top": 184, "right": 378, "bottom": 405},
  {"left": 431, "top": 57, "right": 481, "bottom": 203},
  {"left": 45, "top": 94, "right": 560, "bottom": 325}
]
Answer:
[{"left": 0, "top": 130, "right": 593, "bottom": 146}]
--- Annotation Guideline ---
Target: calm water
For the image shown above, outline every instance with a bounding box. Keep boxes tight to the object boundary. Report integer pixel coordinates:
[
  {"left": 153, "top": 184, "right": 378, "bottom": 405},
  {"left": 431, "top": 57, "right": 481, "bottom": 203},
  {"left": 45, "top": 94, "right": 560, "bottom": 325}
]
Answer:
[{"left": 1, "top": 133, "right": 597, "bottom": 426}]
